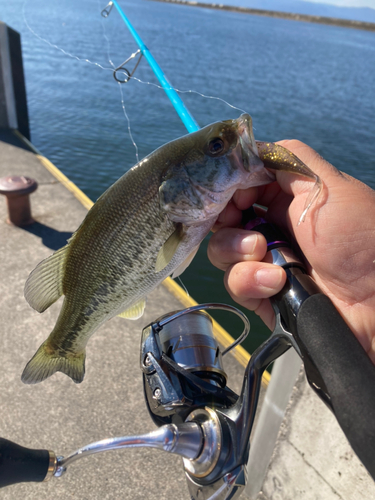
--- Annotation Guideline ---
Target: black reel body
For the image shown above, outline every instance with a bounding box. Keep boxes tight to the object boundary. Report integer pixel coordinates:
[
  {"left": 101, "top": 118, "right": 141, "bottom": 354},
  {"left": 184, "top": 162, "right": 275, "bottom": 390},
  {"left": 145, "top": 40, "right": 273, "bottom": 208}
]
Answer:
[{"left": 141, "top": 309, "right": 238, "bottom": 427}]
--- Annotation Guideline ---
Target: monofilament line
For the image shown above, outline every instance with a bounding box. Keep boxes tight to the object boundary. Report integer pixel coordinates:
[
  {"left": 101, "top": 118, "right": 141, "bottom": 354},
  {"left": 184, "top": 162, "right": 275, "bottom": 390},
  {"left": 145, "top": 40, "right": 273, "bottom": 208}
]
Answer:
[
  {"left": 177, "top": 277, "right": 190, "bottom": 298},
  {"left": 22, "top": 0, "right": 113, "bottom": 73},
  {"left": 117, "top": 83, "right": 140, "bottom": 163},
  {"left": 97, "top": 0, "right": 139, "bottom": 163},
  {"left": 22, "top": 0, "right": 247, "bottom": 121}
]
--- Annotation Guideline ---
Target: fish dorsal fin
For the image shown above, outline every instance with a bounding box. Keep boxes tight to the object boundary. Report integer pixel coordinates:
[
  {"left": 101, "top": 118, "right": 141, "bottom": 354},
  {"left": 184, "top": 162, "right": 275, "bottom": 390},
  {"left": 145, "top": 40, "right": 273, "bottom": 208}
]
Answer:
[
  {"left": 171, "top": 245, "right": 199, "bottom": 279},
  {"left": 117, "top": 298, "right": 146, "bottom": 320},
  {"left": 155, "top": 227, "right": 183, "bottom": 273},
  {"left": 24, "top": 245, "right": 69, "bottom": 313}
]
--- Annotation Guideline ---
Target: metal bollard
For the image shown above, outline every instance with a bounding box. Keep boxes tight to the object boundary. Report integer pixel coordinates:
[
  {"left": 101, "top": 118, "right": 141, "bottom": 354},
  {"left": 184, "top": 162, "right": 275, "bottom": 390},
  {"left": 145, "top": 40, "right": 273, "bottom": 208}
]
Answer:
[{"left": 0, "top": 175, "right": 38, "bottom": 226}]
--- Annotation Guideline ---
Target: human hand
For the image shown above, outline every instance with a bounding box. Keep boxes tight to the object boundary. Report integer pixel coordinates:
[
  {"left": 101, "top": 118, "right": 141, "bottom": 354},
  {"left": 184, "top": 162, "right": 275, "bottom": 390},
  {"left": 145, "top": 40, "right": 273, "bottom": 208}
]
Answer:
[{"left": 208, "top": 140, "right": 375, "bottom": 363}]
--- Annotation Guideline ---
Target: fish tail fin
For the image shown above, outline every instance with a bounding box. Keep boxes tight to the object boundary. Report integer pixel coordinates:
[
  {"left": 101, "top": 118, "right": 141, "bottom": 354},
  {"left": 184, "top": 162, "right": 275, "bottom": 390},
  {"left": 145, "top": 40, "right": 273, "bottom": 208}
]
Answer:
[{"left": 21, "top": 341, "right": 86, "bottom": 384}]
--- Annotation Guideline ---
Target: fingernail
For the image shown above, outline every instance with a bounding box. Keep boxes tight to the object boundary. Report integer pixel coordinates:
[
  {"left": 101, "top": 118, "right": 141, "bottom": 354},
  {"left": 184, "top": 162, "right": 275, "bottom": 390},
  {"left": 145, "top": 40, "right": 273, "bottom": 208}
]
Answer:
[
  {"left": 233, "top": 234, "right": 258, "bottom": 255},
  {"left": 255, "top": 267, "right": 284, "bottom": 288}
]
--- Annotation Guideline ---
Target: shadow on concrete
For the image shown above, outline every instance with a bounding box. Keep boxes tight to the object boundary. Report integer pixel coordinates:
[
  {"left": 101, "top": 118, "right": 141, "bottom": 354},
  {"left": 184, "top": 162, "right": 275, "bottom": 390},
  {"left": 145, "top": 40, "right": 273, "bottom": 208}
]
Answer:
[
  {"left": 0, "top": 129, "right": 32, "bottom": 151},
  {"left": 23, "top": 221, "right": 73, "bottom": 251}
]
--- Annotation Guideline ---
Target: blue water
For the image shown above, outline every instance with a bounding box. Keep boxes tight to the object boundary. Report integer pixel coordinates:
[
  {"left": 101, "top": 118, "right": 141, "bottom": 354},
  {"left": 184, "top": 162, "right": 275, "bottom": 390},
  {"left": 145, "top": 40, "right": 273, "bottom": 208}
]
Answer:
[{"left": 2, "top": 0, "right": 375, "bottom": 351}]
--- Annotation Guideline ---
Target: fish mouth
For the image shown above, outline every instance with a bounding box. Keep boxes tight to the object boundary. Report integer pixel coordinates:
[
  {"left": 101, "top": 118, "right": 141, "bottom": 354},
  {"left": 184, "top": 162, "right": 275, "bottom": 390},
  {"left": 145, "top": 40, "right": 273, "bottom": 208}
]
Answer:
[{"left": 235, "top": 114, "right": 264, "bottom": 172}]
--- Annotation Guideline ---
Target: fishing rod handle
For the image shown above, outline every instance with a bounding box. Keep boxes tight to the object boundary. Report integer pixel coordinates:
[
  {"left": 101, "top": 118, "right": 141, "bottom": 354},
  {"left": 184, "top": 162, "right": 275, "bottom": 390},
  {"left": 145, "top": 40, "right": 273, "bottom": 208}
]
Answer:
[
  {"left": 0, "top": 438, "right": 56, "bottom": 487},
  {"left": 243, "top": 208, "right": 375, "bottom": 480}
]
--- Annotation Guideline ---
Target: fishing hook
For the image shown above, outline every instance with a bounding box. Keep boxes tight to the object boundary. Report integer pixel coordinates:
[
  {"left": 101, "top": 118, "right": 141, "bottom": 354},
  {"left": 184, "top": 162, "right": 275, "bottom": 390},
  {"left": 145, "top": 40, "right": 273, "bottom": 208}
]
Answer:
[
  {"left": 101, "top": 1, "right": 114, "bottom": 18},
  {"left": 113, "top": 50, "right": 143, "bottom": 83}
]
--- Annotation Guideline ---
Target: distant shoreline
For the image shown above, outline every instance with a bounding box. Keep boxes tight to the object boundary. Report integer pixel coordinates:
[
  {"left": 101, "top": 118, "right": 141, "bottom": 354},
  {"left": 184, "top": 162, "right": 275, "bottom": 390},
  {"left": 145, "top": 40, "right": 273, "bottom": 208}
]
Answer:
[{"left": 147, "top": 0, "right": 375, "bottom": 32}]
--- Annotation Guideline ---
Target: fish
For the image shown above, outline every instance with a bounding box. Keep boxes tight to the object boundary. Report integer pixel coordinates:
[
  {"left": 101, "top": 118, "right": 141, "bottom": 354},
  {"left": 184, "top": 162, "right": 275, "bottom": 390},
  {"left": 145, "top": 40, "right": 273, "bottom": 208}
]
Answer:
[{"left": 21, "top": 113, "right": 321, "bottom": 385}]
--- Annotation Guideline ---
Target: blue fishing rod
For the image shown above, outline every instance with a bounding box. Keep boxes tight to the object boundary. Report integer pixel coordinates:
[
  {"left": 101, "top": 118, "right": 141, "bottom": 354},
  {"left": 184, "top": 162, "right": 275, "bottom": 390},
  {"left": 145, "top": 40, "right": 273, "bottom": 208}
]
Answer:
[{"left": 102, "top": 0, "right": 200, "bottom": 133}]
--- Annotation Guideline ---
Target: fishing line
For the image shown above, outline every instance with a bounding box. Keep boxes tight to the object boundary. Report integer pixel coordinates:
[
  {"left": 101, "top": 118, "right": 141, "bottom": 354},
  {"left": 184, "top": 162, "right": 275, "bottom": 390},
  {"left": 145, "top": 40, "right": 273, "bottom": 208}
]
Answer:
[
  {"left": 120, "top": 75, "right": 247, "bottom": 115},
  {"left": 22, "top": 0, "right": 247, "bottom": 121},
  {"left": 177, "top": 277, "right": 190, "bottom": 298},
  {"left": 97, "top": 0, "right": 140, "bottom": 163},
  {"left": 117, "top": 83, "right": 140, "bottom": 163},
  {"left": 21, "top": 1, "right": 113, "bottom": 73}
]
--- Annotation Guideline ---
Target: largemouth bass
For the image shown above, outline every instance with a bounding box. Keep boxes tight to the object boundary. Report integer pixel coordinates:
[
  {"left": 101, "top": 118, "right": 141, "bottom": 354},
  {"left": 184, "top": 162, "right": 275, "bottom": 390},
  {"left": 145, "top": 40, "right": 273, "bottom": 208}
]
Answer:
[{"left": 22, "top": 114, "right": 320, "bottom": 385}]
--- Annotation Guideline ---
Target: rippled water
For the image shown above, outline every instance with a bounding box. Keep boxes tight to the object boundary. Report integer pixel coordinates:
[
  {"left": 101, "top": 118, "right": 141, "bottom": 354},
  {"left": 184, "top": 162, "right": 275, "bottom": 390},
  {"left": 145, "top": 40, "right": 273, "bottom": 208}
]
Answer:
[{"left": 2, "top": 0, "right": 375, "bottom": 351}]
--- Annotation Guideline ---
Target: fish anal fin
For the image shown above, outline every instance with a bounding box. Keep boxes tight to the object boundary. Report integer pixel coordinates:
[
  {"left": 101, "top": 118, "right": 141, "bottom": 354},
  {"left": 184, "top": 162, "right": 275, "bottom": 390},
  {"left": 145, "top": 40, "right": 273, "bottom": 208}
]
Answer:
[
  {"left": 21, "top": 341, "right": 86, "bottom": 384},
  {"left": 117, "top": 298, "right": 146, "bottom": 320},
  {"left": 24, "top": 245, "right": 69, "bottom": 313},
  {"left": 155, "top": 227, "right": 183, "bottom": 273},
  {"left": 171, "top": 245, "right": 199, "bottom": 279}
]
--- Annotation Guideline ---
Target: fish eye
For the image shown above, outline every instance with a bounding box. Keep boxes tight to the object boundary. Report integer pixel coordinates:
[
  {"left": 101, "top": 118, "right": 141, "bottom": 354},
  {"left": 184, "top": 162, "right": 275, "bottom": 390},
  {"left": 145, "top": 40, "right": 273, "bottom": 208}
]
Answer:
[{"left": 208, "top": 138, "right": 224, "bottom": 155}]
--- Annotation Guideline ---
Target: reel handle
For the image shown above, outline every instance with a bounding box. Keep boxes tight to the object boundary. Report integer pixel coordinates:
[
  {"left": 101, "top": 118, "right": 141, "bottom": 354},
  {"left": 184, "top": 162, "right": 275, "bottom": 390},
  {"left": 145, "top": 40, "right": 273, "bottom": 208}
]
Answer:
[{"left": 0, "top": 438, "right": 55, "bottom": 487}]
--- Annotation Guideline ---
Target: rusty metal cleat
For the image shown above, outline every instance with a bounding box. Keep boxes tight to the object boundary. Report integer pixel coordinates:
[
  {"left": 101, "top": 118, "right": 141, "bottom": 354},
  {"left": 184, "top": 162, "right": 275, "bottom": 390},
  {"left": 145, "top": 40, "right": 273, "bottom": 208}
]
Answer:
[{"left": 0, "top": 175, "right": 38, "bottom": 226}]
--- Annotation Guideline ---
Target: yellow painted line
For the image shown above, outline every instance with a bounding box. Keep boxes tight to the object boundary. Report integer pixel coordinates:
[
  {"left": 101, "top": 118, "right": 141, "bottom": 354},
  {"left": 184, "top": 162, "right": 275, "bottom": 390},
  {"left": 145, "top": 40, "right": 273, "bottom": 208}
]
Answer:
[
  {"left": 14, "top": 129, "right": 270, "bottom": 386},
  {"left": 36, "top": 155, "right": 94, "bottom": 211},
  {"left": 13, "top": 130, "right": 94, "bottom": 211}
]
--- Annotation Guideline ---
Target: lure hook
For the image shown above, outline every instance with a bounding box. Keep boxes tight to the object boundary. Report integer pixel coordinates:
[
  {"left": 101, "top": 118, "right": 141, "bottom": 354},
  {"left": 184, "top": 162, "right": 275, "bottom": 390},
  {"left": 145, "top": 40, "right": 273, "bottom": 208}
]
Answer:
[
  {"left": 113, "top": 50, "right": 143, "bottom": 83},
  {"left": 101, "top": 1, "right": 113, "bottom": 18}
]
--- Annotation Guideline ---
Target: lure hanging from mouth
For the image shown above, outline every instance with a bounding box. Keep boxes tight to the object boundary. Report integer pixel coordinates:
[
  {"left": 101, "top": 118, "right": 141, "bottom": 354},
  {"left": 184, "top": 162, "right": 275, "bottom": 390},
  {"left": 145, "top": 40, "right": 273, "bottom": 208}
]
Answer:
[{"left": 256, "top": 141, "right": 322, "bottom": 224}]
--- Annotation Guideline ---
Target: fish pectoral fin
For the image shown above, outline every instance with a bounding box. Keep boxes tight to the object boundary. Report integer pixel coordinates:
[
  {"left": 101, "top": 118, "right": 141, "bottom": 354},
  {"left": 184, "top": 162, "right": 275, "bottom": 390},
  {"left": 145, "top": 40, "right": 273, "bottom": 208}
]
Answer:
[
  {"left": 24, "top": 244, "right": 69, "bottom": 313},
  {"left": 21, "top": 341, "right": 86, "bottom": 384},
  {"left": 155, "top": 227, "right": 183, "bottom": 273},
  {"left": 171, "top": 245, "right": 199, "bottom": 279},
  {"left": 117, "top": 298, "right": 146, "bottom": 320}
]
